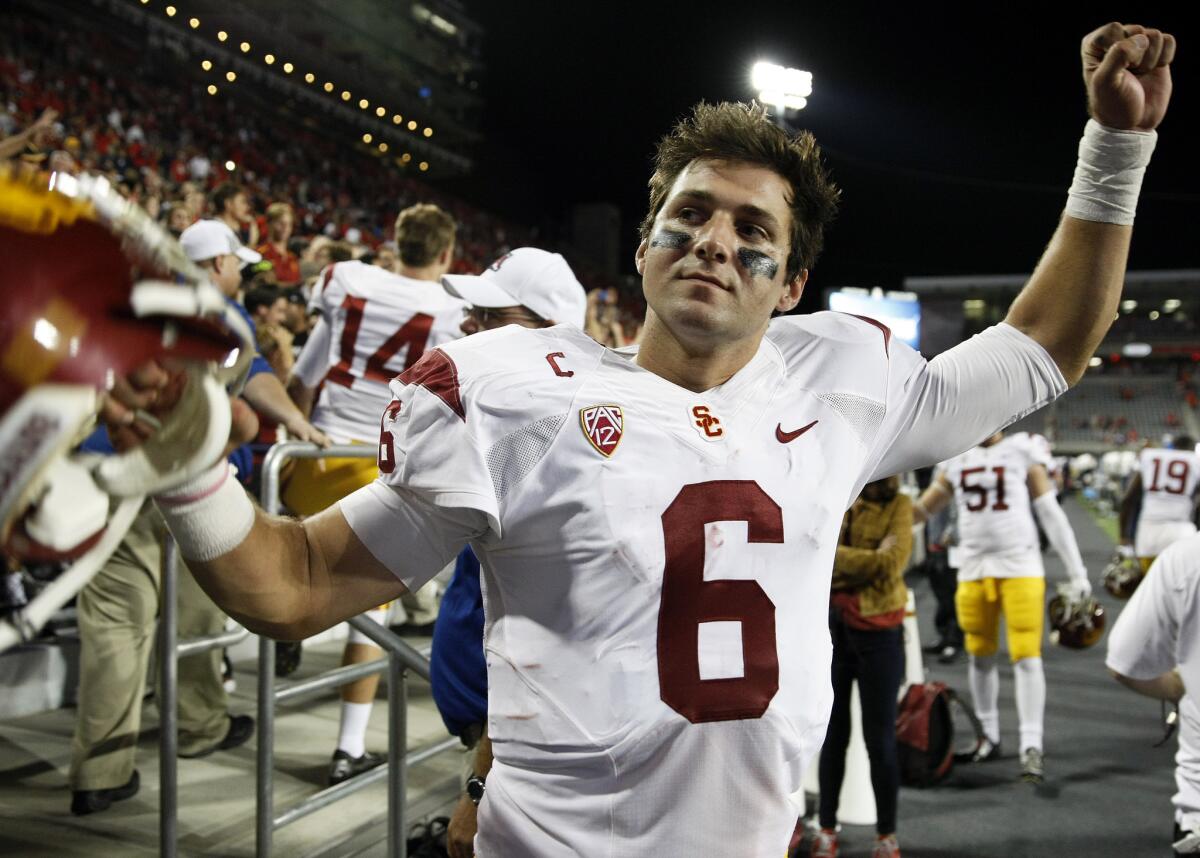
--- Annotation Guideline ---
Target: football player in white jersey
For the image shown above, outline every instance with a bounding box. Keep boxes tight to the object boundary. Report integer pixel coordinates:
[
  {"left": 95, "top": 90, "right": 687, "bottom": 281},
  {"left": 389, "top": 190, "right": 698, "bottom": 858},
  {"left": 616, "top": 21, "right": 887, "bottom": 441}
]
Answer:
[
  {"left": 113, "top": 23, "right": 1173, "bottom": 856},
  {"left": 1107, "top": 534, "right": 1200, "bottom": 856},
  {"left": 283, "top": 203, "right": 468, "bottom": 784},
  {"left": 914, "top": 431, "right": 1092, "bottom": 784},
  {"left": 1119, "top": 436, "right": 1199, "bottom": 574}
]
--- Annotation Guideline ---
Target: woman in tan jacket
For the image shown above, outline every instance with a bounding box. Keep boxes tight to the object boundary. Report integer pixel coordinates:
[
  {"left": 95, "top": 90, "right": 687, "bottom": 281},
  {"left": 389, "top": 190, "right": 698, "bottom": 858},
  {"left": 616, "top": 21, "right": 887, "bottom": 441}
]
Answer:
[{"left": 810, "top": 475, "right": 913, "bottom": 858}]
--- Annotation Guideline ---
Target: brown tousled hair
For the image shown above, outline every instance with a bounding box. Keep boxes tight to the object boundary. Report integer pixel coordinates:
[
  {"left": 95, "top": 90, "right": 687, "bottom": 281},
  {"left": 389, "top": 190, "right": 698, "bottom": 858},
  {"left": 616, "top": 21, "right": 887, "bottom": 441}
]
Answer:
[
  {"left": 639, "top": 101, "right": 840, "bottom": 281},
  {"left": 394, "top": 203, "right": 457, "bottom": 268}
]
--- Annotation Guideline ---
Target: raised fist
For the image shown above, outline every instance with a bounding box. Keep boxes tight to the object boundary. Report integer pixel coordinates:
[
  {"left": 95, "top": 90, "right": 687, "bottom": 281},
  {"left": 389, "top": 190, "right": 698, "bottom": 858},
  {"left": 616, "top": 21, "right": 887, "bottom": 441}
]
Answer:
[{"left": 1082, "top": 23, "right": 1176, "bottom": 131}]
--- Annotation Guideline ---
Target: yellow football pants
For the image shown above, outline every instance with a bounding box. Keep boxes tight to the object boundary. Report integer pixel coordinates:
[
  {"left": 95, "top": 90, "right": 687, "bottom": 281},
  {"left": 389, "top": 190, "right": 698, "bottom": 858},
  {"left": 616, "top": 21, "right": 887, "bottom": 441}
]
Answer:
[{"left": 955, "top": 576, "right": 1045, "bottom": 662}]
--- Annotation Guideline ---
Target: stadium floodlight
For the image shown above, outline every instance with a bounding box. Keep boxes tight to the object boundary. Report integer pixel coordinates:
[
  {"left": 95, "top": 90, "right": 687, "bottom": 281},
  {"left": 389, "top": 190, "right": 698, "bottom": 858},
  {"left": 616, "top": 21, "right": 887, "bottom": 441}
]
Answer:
[{"left": 751, "top": 61, "right": 813, "bottom": 119}]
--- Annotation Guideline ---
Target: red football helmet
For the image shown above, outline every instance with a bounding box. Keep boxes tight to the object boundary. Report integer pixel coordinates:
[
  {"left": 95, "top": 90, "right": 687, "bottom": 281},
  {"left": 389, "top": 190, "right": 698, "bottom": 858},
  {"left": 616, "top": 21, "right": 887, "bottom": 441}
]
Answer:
[
  {"left": 1048, "top": 585, "right": 1107, "bottom": 650},
  {"left": 0, "top": 166, "right": 253, "bottom": 649},
  {"left": 1102, "top": 550, "right": 1145, "bottom": 600}
]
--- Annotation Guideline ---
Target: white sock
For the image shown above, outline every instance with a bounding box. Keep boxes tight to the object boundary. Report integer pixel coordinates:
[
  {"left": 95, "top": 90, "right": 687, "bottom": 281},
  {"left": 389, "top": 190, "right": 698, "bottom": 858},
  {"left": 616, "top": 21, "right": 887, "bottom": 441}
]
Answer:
[
  {"left": 969, "top": 654, "right": 1000, "bottom": 744},
  {"left": 336, "top": 701, "right": 373, "bottom": 758},
  {"left": 1013, "top": 657, "right": 1046, "bottom": 753}
]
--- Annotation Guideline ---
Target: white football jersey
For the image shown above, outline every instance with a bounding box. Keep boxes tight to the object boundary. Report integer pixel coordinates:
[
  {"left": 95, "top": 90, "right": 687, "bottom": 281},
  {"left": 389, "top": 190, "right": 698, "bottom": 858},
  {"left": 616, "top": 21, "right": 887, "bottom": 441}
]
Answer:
[
  {"left": 1138, "top": 447, "right": 1200, "bottom": 524},
  {"left": 340, "top": 314, "right": 1065, "bottom": 856},
  {"left": 936, "top": 433, "right": 1052, "bottom": 580},
  {"left": 298, "top": 261, "right": 466, "bottom": 443},
  {"left": 1107, "top": 534, "right": 1200, "bottom": 827}
]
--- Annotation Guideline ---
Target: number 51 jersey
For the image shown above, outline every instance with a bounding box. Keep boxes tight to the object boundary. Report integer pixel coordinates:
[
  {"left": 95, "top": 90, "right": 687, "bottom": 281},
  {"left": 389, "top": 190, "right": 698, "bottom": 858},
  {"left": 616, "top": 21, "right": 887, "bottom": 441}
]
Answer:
[
  {"left": 341, "top": 313, "right": 1064, "bottom": 856},
  {"left": 936, "top": 434, "right": 1052, "bottom": 580}
]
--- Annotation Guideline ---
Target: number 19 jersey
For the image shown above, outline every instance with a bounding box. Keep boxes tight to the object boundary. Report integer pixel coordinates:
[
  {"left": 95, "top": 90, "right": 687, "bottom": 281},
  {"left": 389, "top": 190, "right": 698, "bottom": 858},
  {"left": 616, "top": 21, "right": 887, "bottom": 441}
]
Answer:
[
  {"left": 340, "top": 314, "right": 1066, "bottom": 856},
  {"left": 1138, "top": 447, "right": 1200, "bottom": 524},
  {"left": 301, "top": 261, "right": 466, "bottom": 443}
]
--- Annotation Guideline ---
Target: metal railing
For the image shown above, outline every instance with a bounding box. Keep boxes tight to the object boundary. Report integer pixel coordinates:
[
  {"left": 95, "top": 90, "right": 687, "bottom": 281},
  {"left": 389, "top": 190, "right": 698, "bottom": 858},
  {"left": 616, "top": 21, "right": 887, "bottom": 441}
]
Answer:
[
  {"left": 158, "top": 535, "right": 250, "bottom": 858},
  {"left": 255, "top": 441, "right": 459, "bottom": 858}
]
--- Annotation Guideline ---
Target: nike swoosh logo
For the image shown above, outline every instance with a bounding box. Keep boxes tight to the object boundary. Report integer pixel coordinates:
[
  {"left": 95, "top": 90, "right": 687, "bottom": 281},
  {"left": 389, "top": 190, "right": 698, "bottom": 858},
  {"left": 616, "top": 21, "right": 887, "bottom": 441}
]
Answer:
[{"left": 776, "top": 419, "right": 819, "bottom": 443}]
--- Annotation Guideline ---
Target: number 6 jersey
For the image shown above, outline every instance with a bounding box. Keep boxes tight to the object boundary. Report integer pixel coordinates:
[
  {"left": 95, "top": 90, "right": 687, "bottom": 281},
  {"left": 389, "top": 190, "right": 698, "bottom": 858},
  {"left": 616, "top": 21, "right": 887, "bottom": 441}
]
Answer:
[{"left": 340, "top": 313, "right": 1066, "bottom": 857}]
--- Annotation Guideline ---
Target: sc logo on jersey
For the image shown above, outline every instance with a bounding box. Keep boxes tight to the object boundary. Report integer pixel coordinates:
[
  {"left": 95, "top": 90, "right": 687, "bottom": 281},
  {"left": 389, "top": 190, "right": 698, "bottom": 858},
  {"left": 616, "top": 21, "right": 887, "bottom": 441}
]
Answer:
[{"left": 690, "top": 405, "right": 723, "bottom": 441}]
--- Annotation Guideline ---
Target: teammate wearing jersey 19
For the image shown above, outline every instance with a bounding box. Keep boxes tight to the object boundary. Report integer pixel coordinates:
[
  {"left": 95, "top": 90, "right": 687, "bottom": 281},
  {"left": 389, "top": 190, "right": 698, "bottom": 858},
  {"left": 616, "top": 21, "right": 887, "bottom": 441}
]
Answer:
[
  {"left": 913, "top": 431, "right": 1092, "bottom": 784},
  {"left": 114, "top": 22, "right": 1174, "bottom": 857},
  {"left": 1119, "top": 436, "right": 1200, "bottom": 573}
]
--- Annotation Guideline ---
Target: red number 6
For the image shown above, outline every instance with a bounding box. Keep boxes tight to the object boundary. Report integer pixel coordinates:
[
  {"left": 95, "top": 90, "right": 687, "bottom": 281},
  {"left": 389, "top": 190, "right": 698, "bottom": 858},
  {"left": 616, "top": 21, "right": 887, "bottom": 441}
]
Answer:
[{"left": 658, "top": 481, "right": 783, "bottom": 723}]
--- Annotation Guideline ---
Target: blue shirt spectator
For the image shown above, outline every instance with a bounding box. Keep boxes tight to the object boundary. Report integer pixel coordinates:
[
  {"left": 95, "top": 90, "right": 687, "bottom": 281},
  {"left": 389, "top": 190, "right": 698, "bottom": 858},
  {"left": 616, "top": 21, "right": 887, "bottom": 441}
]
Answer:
[{"left": 430, "top": 547, "right": 488, "bottom": 739}]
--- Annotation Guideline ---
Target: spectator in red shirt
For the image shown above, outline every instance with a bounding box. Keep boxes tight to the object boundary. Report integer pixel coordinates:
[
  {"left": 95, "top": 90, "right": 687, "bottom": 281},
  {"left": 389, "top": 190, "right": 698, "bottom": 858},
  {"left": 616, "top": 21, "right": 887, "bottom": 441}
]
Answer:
[{"left": 256, "top": 202, "right": 301, "bottom": 286}]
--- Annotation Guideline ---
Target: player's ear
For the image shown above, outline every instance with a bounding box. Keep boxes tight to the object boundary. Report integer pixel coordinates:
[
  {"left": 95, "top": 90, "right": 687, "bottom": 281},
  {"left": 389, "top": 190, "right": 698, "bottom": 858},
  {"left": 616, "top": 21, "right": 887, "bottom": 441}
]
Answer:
[
  {"left": 634, "top": 238, "right": 648, "bottom": 276},
  {"left": 776, "top": 268, "right": 808, "bottom": 313}
]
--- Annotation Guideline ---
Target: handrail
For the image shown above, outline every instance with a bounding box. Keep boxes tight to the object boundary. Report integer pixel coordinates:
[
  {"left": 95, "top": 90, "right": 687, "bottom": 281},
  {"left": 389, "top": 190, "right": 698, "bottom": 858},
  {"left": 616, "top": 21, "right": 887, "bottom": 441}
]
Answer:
[
  {"left": 256, "top": 441, "right": 455, "bottom": 858},
  {"left": 158, "top": 536, "right": 252, "bottom": 858}
]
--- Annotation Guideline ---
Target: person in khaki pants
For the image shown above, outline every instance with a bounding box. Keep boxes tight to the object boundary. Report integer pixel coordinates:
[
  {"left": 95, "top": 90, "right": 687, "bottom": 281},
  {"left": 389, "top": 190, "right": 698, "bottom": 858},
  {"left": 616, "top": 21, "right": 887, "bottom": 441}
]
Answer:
[{"left": 69, "top": 500, "right": 253, "bottom": 815}]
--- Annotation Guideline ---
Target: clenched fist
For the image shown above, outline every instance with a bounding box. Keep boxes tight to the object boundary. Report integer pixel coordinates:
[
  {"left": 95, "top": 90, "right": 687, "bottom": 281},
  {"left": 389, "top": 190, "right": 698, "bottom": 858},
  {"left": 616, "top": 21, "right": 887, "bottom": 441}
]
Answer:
[{"left": 1083, "top": 22, "right": 1176, "bottom": 131}]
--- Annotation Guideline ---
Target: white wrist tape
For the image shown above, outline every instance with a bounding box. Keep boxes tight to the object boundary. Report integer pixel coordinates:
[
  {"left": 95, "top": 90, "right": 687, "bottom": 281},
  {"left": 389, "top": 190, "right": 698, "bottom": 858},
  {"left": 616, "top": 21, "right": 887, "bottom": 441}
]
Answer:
[
  {"left": 1065, "top": 119, "right": 1157, "bottom": 225},
  {"left": 154, "top": 461, "right": 256, "bottom": 561}
]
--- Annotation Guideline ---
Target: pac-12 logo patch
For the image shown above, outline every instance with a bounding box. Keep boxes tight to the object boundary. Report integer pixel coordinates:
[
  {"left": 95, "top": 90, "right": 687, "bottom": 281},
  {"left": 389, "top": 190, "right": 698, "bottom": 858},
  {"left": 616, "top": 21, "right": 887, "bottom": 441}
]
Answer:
[{"left": 580, "top": 404, "right": 624, "bottom": 457}]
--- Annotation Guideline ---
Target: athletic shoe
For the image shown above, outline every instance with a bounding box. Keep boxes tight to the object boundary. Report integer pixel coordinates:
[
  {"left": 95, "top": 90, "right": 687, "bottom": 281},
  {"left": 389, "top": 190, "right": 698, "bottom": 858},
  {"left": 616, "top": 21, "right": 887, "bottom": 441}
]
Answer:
[
  {"left": 937, "top": 645, "right": 961, "bottom": 664},
  {"left": 809, "top": 827, "right": 839, "bottom": 858},
  {"left": 275, "top": 641, "right": 303, "bottom": 677},
  {"left": 328, "top": 749, "right": 385, "bottom": 786},
  {"left": 871, "top": 835, "right": 901, "bottom": 858},
  {"left": 178, "top": 714, "right": 255, "bottom": 759},
  {"left": 1020, "top": 747, "right": 1045, "bottom": 784},
  {"left": 71, "top": 769, "right": 140, "bottom": 816},
  {"left": 954, "top": 737, "right": 1001, "bottom": 763}
]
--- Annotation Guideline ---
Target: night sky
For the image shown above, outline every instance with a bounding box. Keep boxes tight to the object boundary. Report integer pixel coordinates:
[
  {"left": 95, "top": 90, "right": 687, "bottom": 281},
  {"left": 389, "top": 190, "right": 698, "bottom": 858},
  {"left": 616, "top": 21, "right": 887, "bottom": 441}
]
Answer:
[{"left": 455, "top": 3, "right": 1196, "bottom": 309}]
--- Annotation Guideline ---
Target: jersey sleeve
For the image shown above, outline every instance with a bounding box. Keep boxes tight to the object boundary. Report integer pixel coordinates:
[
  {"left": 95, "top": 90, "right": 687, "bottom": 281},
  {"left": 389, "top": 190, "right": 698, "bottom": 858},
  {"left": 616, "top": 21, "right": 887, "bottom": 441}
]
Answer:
[
  {"left": 1105, "top": 542, "right": 1186, "bottom": 679},
  {"left": 338, "top": 346, "right": 499, "bottom": 588},
  {"left": 292, "top": 315, "right": 332, "bottom": 388},
  {"left": 867, "top": 323, "right": 1067, "bottom": 483},
  {"left": 339, "top": 481, "right": 490, "bottom": 592},
  {"left": 308, "top": 264, "right": 343, "bottom": 322}
]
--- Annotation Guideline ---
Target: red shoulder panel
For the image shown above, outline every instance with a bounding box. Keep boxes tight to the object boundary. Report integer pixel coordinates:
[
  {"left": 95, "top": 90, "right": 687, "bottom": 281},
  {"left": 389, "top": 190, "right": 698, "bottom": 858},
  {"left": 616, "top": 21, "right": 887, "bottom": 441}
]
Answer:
[
  {"left": 848, "top": 313, "right": 892, "bottom": 358},
  {"left": 397, "top": 348, "right": 465, "bottom": 421}
]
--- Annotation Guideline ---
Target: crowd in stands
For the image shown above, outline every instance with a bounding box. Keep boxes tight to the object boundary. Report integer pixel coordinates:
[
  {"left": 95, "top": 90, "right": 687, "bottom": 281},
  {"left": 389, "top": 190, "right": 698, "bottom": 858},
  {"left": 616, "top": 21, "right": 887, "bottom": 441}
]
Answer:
[{"left": 0, "top": 4, "right": 644, "bottom": 347}]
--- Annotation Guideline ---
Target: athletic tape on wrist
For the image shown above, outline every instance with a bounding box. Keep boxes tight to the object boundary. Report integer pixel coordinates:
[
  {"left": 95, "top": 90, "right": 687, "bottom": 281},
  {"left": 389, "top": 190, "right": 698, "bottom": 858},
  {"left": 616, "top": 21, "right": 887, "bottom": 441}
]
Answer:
[
  {"left": 1065, "top": 119, "right": 1157, "bottom": 226},
  {"left": 154, "top": 461, "right": 256, "bottom": 561}
]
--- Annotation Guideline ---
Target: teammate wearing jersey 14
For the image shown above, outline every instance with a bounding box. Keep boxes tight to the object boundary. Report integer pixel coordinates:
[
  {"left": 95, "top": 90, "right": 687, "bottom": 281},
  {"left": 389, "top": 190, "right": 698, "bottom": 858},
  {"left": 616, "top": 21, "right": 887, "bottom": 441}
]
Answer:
[
  {"left": 284, "top": 203, "right": 466, "bottom": 784},
  {"left": 114, "top": 23, "right": 1175, "bottom": 856}
]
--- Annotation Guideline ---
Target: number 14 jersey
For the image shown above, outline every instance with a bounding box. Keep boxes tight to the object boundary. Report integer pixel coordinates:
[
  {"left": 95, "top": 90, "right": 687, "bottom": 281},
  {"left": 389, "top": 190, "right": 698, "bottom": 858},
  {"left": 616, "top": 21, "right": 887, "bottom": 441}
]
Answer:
[
  {"left": 298, "top": 261, "right": 466, "bottom": 443},
  {"left": 341, "top": 313, "right": 1065, "bottom": 856}
]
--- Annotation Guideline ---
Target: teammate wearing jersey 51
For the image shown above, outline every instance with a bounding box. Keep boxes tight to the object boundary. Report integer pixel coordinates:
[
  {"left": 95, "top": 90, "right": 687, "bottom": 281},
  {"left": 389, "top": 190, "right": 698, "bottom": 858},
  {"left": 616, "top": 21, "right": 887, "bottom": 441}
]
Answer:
[
  {"left": 112, "top": 21, "right": 1175, "bottom": 857},
  {"left": 914, "top": 431, "right": 1092, "bottom": 784}
]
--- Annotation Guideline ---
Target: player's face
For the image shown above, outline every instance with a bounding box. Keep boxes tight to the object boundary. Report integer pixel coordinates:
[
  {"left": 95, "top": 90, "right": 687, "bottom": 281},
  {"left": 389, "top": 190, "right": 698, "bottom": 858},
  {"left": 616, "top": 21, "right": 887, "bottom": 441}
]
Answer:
[
  {"left": 635, "top": 158, "right": 806, "bottom": 346},
  {"left": 460, "top": 305, "right": 544, "bottom": 335}
]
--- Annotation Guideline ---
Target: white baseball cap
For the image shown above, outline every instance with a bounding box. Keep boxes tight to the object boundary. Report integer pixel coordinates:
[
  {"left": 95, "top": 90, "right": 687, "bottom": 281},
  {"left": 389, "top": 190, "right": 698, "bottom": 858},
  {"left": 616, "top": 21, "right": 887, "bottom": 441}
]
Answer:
[
  {"left": 180, "top": 219, "right": 263, "bottom": 267},
  {"left": 442, "top": 248, "right": 587, "bottom": 328}
]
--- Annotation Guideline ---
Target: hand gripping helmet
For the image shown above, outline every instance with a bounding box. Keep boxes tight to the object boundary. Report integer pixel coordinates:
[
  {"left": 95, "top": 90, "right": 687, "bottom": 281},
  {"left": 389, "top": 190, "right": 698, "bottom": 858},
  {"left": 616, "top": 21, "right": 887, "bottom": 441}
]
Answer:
[
  {"left": 1102, "top": 550, "right": 1145, "bottom": 600},
  {"left": 0, "top": 166, "right": 253, "bottom": 649},
  {"left": 1047, "top": 584, "right": 1107, "bottom": 650}
]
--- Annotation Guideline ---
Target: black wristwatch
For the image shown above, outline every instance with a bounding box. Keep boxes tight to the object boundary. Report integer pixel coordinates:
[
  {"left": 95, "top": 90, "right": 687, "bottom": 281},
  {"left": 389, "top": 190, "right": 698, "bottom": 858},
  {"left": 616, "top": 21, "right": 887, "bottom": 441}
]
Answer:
[{"left": 466, "top": 773, "right": 486, "bottom": 806}]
